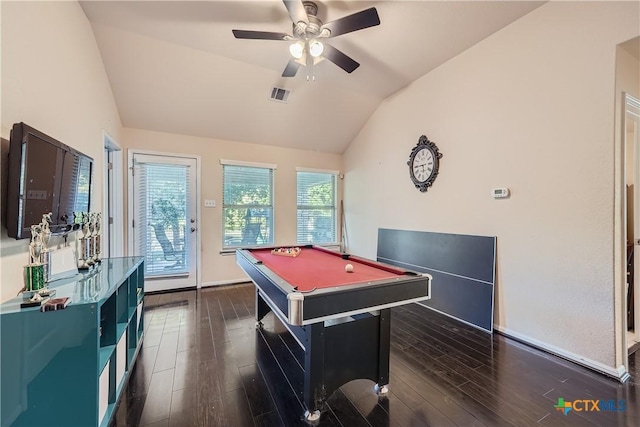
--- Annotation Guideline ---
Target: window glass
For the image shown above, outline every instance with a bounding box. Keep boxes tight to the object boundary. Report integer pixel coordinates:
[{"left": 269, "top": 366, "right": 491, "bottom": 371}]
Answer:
[
  {"left": 223, "top": 165, "right": 274, "bottom": 248},
  {"left": 297, "top": 171, "right": 337, "bottom": 244}
]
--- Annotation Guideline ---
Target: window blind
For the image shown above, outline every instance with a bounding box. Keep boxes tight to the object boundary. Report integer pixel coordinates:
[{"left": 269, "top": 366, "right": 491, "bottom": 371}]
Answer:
[
  {"left": 297, "top": 171, "right": 337, "bottom": 244},
  {"left": 133, "top": 161, "right": 190, "bottom": 276},
  {"left": 222, "top": 165, "right": 274, "bottom": 248}
]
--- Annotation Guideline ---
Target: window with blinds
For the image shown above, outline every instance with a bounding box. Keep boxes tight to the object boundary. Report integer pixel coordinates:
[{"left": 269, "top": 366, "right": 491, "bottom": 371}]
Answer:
[
  {"left": 297, "top": 171, "right": 337, "bottom": 244},
  {"left": 133, "top": 161, "right": 190, "bottom": 276},
  {"left": 222, "top": 164, "right": 274, "bottom": 248}
]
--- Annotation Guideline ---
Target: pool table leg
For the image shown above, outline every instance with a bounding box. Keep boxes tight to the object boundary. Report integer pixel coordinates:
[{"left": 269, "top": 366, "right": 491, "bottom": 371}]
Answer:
[
  {"left": 377, "top": 308, "right": 391, "bottom": 388},
  {"left": 255, "top": 289, "right": 271, "bottom": 328},
  {"left": 374, "top": 383, "right": 389, "bottom": 395},
  {"left": 304, "top": 322, "right": 326, "bottom": 420},
  {"left": 304, "top": 409, "right": 321, "bottom": 423}
]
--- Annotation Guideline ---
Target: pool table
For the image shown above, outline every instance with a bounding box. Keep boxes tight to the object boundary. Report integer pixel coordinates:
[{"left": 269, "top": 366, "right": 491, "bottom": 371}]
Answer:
[{"left": 236, "top": 245, "right": 431, "bottom": 421}]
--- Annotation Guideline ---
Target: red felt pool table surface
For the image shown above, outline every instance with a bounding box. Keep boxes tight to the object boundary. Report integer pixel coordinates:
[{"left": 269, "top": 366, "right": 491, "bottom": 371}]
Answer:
[{"left": 249, "top": 247, "right": 407, "bottom": 292}]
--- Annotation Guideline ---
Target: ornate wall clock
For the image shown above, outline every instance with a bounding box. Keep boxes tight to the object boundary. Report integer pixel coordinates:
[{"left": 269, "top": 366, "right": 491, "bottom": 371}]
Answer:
[{"left": 407, "top": 135, "right": 442, "bottom": 192}]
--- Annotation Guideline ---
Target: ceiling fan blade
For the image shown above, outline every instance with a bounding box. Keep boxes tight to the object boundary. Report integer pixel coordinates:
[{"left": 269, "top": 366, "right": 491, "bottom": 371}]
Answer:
[
  {"left": 283, "top": 0, "right": 308, "bottom": 25},
  {"left": 282, "top": 60, "right": 301, "bottom": 77},
  {"left": 323, "top": 44, "right": 360, "bottom": 73},
  {"left": 232, "top": 30, "right": 289, "bottom": 40},
  {"left": 321, "top": 7, "right": 380, "bottom": 38}
]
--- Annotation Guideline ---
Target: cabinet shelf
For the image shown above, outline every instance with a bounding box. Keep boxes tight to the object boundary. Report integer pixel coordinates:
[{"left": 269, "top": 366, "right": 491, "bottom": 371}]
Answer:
[
  {"left": 1, "top": 257, "right": 144, "bottom": 427},
  {"left": 128, "top": 307, "right": 136, "bottom": 323},
  {"left": 117, "top": 322, "right": 127, "bottom": 342},
  {"left": 99, "top": 345, "right": 115, "bottom": 373}
]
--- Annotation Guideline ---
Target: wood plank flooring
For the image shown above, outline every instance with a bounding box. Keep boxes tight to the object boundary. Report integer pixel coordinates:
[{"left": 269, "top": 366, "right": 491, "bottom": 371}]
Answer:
[{"left": 110, "top": 284, "right": 640, "bottom": 426}]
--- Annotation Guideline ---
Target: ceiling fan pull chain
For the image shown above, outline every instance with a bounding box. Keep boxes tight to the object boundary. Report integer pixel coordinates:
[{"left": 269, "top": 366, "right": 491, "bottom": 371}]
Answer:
[{"left": 306, "top": 55, "right": 316, "bottom": 82}]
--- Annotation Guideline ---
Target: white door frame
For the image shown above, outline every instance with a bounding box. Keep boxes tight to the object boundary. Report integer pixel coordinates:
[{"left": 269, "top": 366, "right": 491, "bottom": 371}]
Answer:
[
  {"left": 103, "top": 132, "right": 124, "bottom": 258},
  {"left": 618, "top": 92, "right": 640, "bottom": 380},
  {"left": 626, "top": 94, "right": 640, "bottom": 341},
  {"left": 127, "top": 149, "right": 202, "bottom": 290}
]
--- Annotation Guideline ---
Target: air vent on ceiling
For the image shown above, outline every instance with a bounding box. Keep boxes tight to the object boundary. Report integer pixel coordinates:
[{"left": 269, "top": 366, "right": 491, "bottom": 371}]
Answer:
[{"left": 269, "top": 87, "right": 290, "bottom": 103}]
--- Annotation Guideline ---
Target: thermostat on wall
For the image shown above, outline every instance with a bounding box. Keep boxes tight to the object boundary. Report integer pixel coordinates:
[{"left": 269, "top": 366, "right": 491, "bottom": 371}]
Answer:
[{"left": 492, "top": 188, "right": 510, "bottom": 199}]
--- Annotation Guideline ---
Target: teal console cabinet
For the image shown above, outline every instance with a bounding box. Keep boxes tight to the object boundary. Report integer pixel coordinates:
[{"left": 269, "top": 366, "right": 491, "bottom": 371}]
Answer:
[{"left": 1, "top": 257, "right": 144, "bottom": 427}]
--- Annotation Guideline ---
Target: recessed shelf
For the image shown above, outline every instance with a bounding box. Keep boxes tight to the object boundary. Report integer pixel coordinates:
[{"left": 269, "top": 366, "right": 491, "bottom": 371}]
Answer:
[
  {"left": 99, "top": 345, "right": 115, "bottom": 373},
  {"left": 116, "top": 322, "right": 127, "bottom": 341}
]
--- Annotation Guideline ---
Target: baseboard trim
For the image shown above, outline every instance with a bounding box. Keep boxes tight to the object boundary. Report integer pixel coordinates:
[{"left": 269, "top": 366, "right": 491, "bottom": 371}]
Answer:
[
  {"left": 494, "top": 325, "right": 628, "bottom": 383},
  {"left": 416, "top": 302, "right": 492, "bottom": 334},
  {"left": 200, "top": 278, "right": 252, "bottom": 288},
  {"left": 145, "top": 286, "right": 196, "bottom": 295}
]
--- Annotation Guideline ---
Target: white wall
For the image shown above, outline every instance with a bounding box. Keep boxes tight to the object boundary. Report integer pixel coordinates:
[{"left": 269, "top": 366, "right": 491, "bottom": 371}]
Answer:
[
  {"left": 120, "top": 128, "right": 342, "bottom": 286},
  {"left": 343, "top": 1, "right": 639, "bottom": 373},
  {"left": 0, "top": 1, "right": 122, "bottom": 302}
]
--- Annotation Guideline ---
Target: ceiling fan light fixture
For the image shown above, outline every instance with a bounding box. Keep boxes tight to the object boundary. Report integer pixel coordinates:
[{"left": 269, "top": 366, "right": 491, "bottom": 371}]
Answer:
[
  {"left": 233, "top": 1, "right": 380, "bottom": 77},
  {"left": 289, "top": 41, "right": 305, "bottom": 59},
  {"left": 309, "top": 40, "right": 324, "bottom": 58}
]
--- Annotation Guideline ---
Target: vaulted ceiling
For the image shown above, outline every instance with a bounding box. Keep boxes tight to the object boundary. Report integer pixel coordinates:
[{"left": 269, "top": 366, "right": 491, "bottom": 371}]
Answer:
[{"left": 80, "top": 1, "right": 544, "bottom": 154}]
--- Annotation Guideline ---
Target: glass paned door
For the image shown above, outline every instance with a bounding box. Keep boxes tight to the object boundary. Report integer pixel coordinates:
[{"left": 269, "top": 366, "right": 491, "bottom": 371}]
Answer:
[{"left": 130, "top": 153, "right": 197, "bottom": 291}]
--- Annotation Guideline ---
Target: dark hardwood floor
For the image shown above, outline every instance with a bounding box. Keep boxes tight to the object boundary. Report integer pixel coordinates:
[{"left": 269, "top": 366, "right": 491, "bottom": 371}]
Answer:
[{"left": 111, "top": 284, "right": 640, "bottom": 427}]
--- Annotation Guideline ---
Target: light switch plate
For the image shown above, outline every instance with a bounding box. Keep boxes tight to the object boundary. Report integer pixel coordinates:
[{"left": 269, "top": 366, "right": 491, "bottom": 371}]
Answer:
[{"left": 204, "top": 200, "right": 216, "bottom": 208}]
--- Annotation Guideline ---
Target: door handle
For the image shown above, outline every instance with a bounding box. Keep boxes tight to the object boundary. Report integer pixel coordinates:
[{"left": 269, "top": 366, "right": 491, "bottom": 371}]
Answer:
[{"left": 191, "top": 227, "right": 196, "bottom": 233}]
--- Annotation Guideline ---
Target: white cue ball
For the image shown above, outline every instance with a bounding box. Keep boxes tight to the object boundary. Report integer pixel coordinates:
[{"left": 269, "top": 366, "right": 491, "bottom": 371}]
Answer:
[{"left": 345, "top": 264, "right": 354, "bottom": 273}]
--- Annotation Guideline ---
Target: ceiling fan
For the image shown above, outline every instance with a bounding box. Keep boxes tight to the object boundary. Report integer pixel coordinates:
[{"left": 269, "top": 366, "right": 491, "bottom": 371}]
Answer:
[{"left": 232, "top": 0, "right": 380, "bottom": 77}]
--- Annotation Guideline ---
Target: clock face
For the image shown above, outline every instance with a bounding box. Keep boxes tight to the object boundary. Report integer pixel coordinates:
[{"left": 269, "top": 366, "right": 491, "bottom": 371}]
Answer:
[
  {"left": 411, "top": 148, "right": 434, "bottom": 183},
  {"left": 407, "top": 135, "right": 442, "bottom": 192}
]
